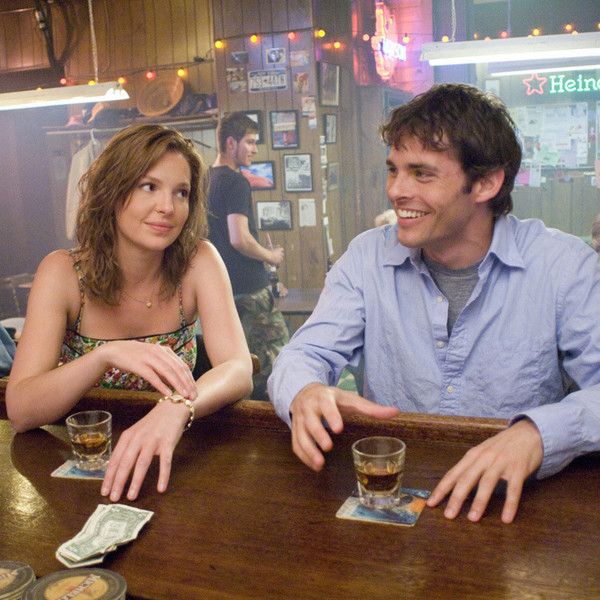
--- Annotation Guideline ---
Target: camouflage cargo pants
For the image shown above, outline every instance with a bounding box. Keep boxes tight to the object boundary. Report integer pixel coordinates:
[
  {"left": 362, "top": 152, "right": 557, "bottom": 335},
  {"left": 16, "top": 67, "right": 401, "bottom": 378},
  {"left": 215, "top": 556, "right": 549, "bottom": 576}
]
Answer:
[{"left": 234, "top": 287, "right": 289, "bottom": 401}]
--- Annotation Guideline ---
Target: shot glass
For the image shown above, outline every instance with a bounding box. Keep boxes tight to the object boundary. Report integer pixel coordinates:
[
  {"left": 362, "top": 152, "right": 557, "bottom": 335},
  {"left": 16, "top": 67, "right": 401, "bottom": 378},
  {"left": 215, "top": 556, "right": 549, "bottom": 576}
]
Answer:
[
  {"left": 351, "top": 436, "right": 406, "bottom": 509},
  {"left": 65, "top": 410, "right": 112, "bottom": 471}
]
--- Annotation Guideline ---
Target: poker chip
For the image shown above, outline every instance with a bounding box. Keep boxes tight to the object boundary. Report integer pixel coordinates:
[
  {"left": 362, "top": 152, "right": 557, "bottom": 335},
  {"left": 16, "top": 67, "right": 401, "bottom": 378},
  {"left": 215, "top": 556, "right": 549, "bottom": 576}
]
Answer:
[
  {"left": 0, "top": 561, "right": 36, "bottom": 600},
  {"left": 23, "top": 569, "right": 126, "bottom": 600}
]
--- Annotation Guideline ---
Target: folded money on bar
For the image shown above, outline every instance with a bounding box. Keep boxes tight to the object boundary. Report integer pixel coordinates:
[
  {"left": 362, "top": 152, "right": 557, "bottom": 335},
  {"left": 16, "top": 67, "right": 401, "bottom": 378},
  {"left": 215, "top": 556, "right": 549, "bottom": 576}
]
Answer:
[{"left": 56, "top": 504, "right": 153, "bottom": 568}]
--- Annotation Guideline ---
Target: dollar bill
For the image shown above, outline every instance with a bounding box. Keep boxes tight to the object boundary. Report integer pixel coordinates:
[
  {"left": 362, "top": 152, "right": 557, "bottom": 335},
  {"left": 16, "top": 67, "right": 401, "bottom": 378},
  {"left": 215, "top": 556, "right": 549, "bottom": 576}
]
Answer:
[{"left": 56, "top": 504, "right": 153, "bottom": 567}]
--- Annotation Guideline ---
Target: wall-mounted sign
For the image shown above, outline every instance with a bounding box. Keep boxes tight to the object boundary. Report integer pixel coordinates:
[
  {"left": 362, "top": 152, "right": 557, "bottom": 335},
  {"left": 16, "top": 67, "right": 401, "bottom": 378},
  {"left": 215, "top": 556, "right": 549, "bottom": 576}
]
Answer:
[
  {"left": 371, "top": 1, "right": 406, "bottom": 82},
  {"left": 248, "top": 69, "right": 288, "bottom": 93},
  {"left": 523, "top": 72, "right": 600, "bottom": 96}
]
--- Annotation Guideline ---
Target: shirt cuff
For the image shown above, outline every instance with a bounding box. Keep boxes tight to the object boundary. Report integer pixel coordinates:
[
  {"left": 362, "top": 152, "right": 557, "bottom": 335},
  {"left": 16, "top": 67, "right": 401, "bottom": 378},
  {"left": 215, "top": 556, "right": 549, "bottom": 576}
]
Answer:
[
  {"left": 268, "top": 364, "right": 329, "bottom": 428},
  {"left": 511, "top": 403, "right": 585, "bottom": 479}
]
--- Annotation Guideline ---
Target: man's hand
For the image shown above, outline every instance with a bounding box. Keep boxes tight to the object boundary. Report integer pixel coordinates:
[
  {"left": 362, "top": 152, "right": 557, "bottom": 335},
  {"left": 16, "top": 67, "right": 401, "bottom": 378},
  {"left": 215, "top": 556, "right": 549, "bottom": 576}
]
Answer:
[
  {"left": 290, "top": 383, "right": 400, "bottom": 471},
  {"left": 426, "top": 419, "right": 543, "bottom": 523},
  {"left": 269, "top": 246, "right": 284, "bottom": 267}
]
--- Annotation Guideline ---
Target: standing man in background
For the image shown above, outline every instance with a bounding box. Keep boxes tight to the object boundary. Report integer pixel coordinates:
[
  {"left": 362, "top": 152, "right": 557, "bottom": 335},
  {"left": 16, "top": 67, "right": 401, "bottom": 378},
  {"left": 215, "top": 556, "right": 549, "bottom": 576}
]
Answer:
[{"left": 208, "top": 112, "right": 289, "bottom": 399}]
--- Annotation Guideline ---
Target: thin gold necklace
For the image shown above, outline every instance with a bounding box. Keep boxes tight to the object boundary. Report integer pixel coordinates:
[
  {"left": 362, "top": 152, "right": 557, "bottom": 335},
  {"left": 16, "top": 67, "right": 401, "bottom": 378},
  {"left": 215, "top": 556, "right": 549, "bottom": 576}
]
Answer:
[{"left": 122, "top": 282, "right": 159, "bottom": 309}]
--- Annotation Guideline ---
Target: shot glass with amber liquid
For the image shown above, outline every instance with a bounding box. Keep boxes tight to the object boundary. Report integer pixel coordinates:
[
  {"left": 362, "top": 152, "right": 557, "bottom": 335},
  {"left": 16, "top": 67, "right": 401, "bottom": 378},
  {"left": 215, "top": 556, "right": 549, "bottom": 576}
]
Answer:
[
  {"left": 66, "top": 410, "right": 112, "bottom": 471},
  {"left": 352, "top": 436, "right": 406, "bottom": 509}
]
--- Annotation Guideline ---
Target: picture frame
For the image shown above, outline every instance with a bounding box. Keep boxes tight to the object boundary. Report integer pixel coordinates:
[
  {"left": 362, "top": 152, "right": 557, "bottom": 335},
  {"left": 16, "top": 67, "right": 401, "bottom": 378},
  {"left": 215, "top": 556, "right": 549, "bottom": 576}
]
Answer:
[
  {"left": 256, "top": 200, "right": 293, "bottom": 231},
  {"left": 270, "top": 110, "right": 299, "bottom": 149},
  {"left": 324, "top": 114, "right": 337, "bottom": 144},
  {"left": 240, "top": 109, "right": 264, "bottom": 144},
  {"left": 240, "top": 161, "right": 276, "bottom": 191},
  {"left": 319, "top": 62, "right": 340, "bottom": 107},
  {"left": 283, "top": 153, "right": 313, "bottom": 193}
]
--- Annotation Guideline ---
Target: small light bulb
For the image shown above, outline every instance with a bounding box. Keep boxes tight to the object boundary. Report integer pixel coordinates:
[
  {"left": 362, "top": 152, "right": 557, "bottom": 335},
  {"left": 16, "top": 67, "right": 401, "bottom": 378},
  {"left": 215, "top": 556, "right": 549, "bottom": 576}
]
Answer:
[
  {"left": 215, "top": 39, "right": 224, "bottom": 49},
  {"left": 288, "top": 31, "right": 296, "bottom": 41},
  {"left": 316, "top": 29, "right": 326, "bottom": 38},
  {"left": 362, "top": 33, "right": 370, "bottom": 42},
  {"left": 333, "top": 40, "right": 341, "bottom": 49},
  {"left": 441, "top": 35, "right": 449, "bottom": 43},
  {"left": 532, "top": 28, "right": 541, "bottom": 36},
  {"left": 500, "top": 30, "right": 508, "bottom": 39},
  {"left": 88, "top": 80, "right": 96, "bottom": 85},
  {"left": 564, "top": 23, "right": 573, "bottom": 33},
  {"left": 145, "top": 70, "right": 156, "bottom": 80},
  {"left": 402, "top": 34, "right": 410, "bottom": 44},
  {"left": 250, "top": 34, "right": 259, "bottom": 43},
  {"left": 60, "top": 77, "right": 67, "bottom": 85},
  {"left": 177, "top": 68, "right": 186, "bottom": 77},
  {"left": 473, "top": 32, "right": 479, "bottom": 40},
  {"left": 117, "top": 76, "right": 126, "bottom": 85}
]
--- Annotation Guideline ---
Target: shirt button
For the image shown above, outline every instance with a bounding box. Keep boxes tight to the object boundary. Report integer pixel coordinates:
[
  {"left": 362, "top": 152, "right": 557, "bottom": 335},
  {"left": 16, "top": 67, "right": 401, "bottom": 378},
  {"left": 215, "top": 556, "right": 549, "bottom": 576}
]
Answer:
[
  {"left": 436, "top": 340, "right": 445, "bottom": 348},
  {"left": 436, "top": 296, "right": 444, "bottom": 303},
  {"left": 447, "top": 385, "right": 455, "bottom": 393}
]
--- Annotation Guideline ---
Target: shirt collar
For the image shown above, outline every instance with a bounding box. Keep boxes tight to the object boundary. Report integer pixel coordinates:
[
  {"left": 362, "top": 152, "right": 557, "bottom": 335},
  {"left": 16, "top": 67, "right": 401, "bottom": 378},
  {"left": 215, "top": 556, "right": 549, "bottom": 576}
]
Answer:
[{"left": 381, "top": 215, "right": 525, "bottom": 270}]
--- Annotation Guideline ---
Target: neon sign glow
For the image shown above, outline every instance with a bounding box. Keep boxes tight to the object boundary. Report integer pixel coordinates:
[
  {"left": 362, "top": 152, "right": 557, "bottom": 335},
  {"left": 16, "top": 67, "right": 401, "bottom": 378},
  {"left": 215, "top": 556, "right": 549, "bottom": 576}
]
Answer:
[
  {"left": 371, "top": 2, "right": 406, "bottom": 81},
  {"left": 522, "top": 72, "right": 600, "bottom": 95}
]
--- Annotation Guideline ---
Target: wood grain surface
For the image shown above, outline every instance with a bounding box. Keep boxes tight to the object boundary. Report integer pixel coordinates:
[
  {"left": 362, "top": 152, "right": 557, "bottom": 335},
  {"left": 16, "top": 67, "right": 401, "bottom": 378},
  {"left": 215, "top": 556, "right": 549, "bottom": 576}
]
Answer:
[{"left": 0, "top": 382, "right": 598, "bottom": 599}]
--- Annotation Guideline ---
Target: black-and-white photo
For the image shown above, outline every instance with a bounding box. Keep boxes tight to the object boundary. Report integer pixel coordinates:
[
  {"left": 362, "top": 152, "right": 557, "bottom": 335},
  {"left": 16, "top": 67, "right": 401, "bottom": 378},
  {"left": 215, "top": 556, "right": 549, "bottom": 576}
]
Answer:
[
  {"left": 283, "top": 153, "right": 313, "bottom": 192},
  {"left": 266, "top": 47, "right": 286, "bottom": 65},
  {"left": 256, "top": 201, "right": 293, "bottom": 231}
]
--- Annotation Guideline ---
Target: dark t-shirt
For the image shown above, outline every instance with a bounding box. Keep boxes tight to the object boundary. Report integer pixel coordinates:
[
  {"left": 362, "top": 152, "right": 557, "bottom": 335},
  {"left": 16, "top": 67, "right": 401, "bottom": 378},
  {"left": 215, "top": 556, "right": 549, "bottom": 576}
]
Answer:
[{"left": 207, "top": 166, "right": 268, "bottom": 295}]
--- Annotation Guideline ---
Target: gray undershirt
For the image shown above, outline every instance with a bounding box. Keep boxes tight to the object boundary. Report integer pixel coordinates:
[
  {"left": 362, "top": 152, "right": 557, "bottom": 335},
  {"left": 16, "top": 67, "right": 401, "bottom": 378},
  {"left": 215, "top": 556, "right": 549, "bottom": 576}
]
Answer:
[{"left": 422, "top": 254, "right": 481, "bottom": 335}]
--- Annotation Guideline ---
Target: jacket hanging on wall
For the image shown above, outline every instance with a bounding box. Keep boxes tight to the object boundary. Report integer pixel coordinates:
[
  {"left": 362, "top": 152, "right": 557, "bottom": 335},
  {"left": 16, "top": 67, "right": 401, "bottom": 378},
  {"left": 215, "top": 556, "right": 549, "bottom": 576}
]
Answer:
[{"left": 65, "top": 137, "right": 105, "bottom": 240}]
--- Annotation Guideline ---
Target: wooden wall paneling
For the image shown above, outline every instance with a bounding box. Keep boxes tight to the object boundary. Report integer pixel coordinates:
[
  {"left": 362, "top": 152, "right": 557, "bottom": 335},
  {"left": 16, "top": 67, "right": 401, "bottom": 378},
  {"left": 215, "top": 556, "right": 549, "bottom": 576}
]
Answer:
[
  {"left": 129, "top": 0, "right": 149, "bottom": 69},
  {"left": 257, "top": 0, "right": 273, "bottom": 33},
  {"left": 142, "top": 0, "right": 158, "bottom": 70},
  {"left": 93, "top": 1, "right": 110, "bottom": 79},
  {"left": 212, "top": 0, "right": 224, "bottom": 40},
  {"left": 111, "top": 1, "right": 133, "bottom": 77},
  {"left": 152, "top": 1, "right": 174, "bottom": 66},
  {"left": 242, "top": 0, "right": 262, "bottom": 35},
  {"left": 270, "top": 0, "right": 289, "bottom": 32},
  {"left": 17, "top": 10, "right": 35, "bottom": 67},
  {"left": 221, "top": 0, "right": 244, "bottom": 38},
  {"left": 287, "top": 0, "right": 312, "bottom": 30},
  {"left": 3, "top": 12, "right": 22, "bottom": 70},
  {"left": 169, "top": 0, "right": 190, "bottom": 64}
]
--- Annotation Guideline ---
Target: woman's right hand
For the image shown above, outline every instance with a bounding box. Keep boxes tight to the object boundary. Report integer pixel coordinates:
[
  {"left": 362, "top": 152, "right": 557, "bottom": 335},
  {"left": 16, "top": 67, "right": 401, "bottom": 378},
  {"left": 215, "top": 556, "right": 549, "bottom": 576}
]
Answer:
[{"left": 98, "top": 340, "right": 197, "bottom": 399}]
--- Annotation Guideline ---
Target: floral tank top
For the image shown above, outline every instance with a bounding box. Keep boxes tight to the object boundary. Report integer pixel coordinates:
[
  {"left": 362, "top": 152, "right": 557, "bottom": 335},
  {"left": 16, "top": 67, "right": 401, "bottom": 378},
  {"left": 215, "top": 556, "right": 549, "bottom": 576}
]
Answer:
[{"left": 60, "top": 259, "right": 197, "bottom": 391}]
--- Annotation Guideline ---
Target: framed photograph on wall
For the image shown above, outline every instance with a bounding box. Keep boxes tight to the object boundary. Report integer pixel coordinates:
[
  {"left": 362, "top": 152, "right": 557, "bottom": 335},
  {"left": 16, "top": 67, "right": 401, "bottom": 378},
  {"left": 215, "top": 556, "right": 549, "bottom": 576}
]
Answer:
[
  {"left": 283, "top": 153, "right": 313, "bottom": 193},
  {"left": 270, "top": 110, "right": 299, "bottom": 149},
  {"left": 240, "top": 161, "right": 276, "bottom": 190},
  {"left": 324, "top": 114, "right": 337, "bottom": 144},
  {"left": 319, "top": 62, "right": 340, "bottom": 107},
  {"left": 256, "top": 200, "right": 293, "bottom": 231},
  {"left": 240, "top": 110, "right": 264, "bottom": 144}
]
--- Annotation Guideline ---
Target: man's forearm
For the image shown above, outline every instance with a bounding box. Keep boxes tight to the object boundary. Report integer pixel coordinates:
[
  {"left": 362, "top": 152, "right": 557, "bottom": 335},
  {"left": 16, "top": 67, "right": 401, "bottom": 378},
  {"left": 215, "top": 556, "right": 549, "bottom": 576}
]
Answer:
[{"left": 232, "top": 234, "right": 272, "bottom": 263}]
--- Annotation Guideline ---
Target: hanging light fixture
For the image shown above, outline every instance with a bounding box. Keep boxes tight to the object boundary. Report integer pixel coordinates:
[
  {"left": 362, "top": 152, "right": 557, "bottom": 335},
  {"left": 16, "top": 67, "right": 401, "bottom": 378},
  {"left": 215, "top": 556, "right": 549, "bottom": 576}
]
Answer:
[
  {"left": 0, "top": 0, "right": 128, "bottom": 111},
  {"left": 421, "top": 32, "right": 600, "bottom": 66}
]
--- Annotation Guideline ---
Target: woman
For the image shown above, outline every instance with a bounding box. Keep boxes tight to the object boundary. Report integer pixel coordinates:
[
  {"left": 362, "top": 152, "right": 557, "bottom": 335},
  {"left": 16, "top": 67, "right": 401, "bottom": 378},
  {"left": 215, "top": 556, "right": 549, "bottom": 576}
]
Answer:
[{"left": 6, "top": 124, "right": 253, "bottom": 502}]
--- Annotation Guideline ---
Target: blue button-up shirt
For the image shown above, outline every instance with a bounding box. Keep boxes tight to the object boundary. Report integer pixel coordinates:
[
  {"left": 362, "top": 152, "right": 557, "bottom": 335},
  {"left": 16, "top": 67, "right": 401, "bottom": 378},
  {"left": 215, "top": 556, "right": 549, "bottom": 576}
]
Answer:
[{"left": 268, "top": 215, "right": 600, "bottom": 478}]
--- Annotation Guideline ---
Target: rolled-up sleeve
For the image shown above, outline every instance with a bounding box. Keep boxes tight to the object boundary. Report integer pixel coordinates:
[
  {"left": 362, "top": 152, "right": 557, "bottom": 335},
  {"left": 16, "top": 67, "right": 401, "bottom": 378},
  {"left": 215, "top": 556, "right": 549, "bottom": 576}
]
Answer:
[{"left": 268, "top": 238, "right": 367, "bottom": 426}]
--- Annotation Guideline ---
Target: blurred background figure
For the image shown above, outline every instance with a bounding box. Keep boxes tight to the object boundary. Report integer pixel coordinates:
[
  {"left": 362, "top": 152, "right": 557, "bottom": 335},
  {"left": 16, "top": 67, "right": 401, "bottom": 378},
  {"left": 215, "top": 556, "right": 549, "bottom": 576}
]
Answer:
[{"left": 374, "top": 209, "right": 397, "bottom": 227}]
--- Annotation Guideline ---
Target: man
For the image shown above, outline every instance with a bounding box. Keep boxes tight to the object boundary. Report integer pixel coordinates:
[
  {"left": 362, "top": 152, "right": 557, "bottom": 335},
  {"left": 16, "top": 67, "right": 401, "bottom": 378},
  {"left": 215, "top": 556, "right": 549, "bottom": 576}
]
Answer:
[
  {"left": 208, "top": 112, "right": 289, "bottom": 400},
  {"left": 268, "top": 84, "right": 600, "bottom": 523}
]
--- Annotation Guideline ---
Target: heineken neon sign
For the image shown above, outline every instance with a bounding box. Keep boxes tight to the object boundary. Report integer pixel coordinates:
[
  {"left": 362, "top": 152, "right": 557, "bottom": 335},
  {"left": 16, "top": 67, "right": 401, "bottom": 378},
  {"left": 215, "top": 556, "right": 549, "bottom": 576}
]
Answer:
[{"left": 523, "top": 72, "right": 600, "bottom": 96}]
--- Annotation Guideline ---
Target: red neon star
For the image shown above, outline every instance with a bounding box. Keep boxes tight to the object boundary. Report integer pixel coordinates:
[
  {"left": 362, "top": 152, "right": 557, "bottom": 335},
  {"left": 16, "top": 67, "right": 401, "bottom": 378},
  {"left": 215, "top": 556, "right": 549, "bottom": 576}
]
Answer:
[{"left": 522, "top": 72, "right": 547, "bottom": 95}]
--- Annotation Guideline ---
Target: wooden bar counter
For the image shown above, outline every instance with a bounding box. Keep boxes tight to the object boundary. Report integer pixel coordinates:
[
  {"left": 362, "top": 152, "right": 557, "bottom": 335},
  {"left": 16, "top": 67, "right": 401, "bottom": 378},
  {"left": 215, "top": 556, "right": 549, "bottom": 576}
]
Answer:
[{"left": 1, "top": 380, "right": 599, "bottom": 599}]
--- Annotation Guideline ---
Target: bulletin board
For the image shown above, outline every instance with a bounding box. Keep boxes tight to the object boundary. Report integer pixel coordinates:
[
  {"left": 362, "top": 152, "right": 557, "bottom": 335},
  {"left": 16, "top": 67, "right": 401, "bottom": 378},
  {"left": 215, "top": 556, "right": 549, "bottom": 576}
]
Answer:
[{"left": 510, "top": 102, "right": 591, "bottom": 168}]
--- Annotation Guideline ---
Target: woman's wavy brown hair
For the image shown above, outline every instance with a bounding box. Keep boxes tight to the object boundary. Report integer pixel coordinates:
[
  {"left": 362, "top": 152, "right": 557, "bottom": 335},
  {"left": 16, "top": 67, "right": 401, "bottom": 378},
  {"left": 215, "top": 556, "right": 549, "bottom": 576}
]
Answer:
[{"left": 75, "top": 124, "right": 207, "bottom": 305}]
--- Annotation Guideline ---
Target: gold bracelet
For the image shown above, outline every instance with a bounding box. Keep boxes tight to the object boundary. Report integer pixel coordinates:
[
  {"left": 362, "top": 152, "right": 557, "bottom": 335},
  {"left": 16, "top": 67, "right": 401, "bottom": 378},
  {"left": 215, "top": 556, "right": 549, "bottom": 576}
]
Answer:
[{"left": 158, "top": 393, "right": 195, "bottom": 430}]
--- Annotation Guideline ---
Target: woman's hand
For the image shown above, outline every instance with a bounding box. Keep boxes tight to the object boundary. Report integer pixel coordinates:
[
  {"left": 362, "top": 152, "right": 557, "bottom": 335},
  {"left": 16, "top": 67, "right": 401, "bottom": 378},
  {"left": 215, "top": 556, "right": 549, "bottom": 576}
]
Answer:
[
  {"left": 99, "top": 340, "right": 197, "bottom": 399},
  {"left": 100, "top": 400, "right": 190, "bottom": 501}
]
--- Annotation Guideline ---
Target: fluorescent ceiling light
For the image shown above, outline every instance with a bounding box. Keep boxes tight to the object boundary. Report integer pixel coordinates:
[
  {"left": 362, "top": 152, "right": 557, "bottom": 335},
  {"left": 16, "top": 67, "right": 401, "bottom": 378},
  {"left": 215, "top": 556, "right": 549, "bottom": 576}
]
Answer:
[
  {"left": 0, "top": 81, "right": 129, "bottom": 112},
  {"left": 490, "top": 63, "right": 600, "bottom": 77},
  {"left": 421, "top": 32, "right": 600, "bottom": 66}
]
